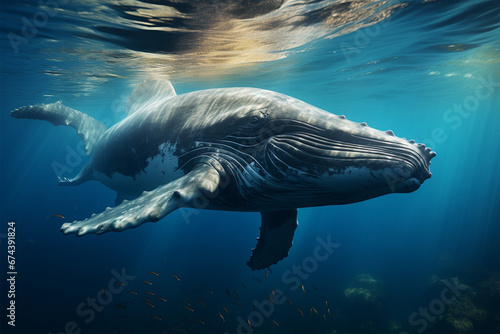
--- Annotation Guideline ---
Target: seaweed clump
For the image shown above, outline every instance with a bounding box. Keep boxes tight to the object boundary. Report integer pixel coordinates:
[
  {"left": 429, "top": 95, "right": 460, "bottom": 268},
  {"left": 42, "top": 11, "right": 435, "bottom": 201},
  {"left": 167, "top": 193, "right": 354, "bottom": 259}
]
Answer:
[
  {"left": 428, "top": 277, "right": 487, "bottom": 333},
  {"left": 338, "top": 274, "right": 389, "bottom": 333}
]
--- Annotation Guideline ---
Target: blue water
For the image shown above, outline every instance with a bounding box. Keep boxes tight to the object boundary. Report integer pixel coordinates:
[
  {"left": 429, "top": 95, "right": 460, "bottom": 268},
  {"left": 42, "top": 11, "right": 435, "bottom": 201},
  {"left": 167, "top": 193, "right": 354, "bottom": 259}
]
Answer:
[{"left": 1, "top": 0, "right": 499, "bottom": 333}]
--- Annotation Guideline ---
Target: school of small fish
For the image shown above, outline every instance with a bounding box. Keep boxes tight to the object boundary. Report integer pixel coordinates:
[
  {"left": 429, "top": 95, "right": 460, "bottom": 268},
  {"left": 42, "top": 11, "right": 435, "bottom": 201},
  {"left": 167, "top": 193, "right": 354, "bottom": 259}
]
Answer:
[{"left": 110, "top": 269, "right": 335, "bottom": 333}]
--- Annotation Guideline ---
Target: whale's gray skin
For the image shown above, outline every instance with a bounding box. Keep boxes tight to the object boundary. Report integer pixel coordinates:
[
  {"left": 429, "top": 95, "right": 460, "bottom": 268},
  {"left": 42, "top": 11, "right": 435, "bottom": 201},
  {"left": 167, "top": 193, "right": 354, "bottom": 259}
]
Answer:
[{"left": 10, "top": 81, "right": 435, "bottom": 270}]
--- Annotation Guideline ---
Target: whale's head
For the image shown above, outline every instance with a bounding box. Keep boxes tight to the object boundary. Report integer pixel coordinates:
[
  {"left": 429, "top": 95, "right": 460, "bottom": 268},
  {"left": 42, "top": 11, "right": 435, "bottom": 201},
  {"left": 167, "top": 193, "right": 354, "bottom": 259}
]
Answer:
[{"left": 189, "top": 89, "right": 435, "bottom": 209}]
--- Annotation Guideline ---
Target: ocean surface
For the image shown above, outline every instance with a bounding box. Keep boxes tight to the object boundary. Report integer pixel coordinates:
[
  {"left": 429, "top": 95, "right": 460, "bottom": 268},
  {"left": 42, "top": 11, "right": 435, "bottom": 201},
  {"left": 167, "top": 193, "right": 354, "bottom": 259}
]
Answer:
[{"left": 1, "top": 0, "right": 499, "bottom": 333}]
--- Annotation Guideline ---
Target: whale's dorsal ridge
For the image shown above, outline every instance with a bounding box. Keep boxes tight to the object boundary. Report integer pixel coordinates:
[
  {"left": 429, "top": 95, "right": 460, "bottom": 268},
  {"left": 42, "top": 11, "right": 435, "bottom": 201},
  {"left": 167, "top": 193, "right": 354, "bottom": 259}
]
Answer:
[{"left": 126, "top": 80, "right": 177, "bottom": 115}]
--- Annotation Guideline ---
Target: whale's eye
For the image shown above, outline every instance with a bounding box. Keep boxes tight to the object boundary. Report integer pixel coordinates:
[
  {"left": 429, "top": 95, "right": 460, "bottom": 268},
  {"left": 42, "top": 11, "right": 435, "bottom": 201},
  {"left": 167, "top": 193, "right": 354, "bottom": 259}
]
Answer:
[
  {"left": 250, "top": 115, "right": 261, "bottom": 124},
  {"left": 247, "top": 108, "right": 269, "bottom": 126}
]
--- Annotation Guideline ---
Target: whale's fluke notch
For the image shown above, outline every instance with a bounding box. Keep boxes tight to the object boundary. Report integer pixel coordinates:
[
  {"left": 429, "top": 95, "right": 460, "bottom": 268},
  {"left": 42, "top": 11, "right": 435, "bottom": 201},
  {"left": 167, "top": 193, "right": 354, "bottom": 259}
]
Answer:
[
  {"left": 61, "top": 162, "right": 221, "bottom": 236},
  {"left": 127, "top": 80, "right": 177, "bottom": 115},
  {"left": 10, "top": 101, "right": 107, "bottom": 155},
  {"left": 247, "top": 209, "right": 298, "bottom": 270}
]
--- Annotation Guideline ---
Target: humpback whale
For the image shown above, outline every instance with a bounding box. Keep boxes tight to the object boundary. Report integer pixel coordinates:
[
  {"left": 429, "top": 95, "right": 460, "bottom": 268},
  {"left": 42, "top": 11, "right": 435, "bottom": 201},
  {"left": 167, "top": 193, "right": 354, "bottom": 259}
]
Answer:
[{"left": 10, "top": 81, "right": 435, "bottom": 270}]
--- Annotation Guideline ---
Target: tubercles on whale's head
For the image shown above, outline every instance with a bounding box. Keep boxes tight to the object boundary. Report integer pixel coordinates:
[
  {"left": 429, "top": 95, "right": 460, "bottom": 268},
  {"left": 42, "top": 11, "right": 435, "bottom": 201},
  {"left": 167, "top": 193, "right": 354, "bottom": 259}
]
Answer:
[{"left": 244, "top": 101, "right": 437, "bottom": 205}]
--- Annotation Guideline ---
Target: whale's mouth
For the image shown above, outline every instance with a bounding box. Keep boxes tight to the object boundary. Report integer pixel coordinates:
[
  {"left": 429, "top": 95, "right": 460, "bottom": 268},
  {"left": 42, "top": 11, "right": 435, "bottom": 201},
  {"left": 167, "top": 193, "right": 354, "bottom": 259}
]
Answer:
[{"left": 265, "top": 129, "right": 434, "bottom": 188}]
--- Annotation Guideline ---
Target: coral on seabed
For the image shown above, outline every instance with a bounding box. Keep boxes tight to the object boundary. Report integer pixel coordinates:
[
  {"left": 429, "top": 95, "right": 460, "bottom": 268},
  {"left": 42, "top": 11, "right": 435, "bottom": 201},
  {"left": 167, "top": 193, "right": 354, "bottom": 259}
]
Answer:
[
  {"left": 343, "top": 274, "right": 386, "bottom": 307},
  {"left": 431, "top": 277, "right": 487, "bottom": 334},
  {"left": 442, "top": 294, "right": 486, "bottom": 333},
  {"left": 344, "top": 287, "right": 376, "bottom": 303},
  {"left": 338, "top": 274, "right": 389, "bottom": 333}
]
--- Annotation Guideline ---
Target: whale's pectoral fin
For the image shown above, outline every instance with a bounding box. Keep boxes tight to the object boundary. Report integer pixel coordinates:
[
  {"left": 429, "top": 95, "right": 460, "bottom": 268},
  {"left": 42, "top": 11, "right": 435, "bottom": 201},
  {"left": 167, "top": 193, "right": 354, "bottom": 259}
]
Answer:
[
  {"left": 115, "top": 192, "right": 137, "bottom": 206},
  {"left": 61, "top": 163, "right": 221, "bottom": 236},
  {"left": 247, "top": 209, "right": 298, "bottom": 270}
]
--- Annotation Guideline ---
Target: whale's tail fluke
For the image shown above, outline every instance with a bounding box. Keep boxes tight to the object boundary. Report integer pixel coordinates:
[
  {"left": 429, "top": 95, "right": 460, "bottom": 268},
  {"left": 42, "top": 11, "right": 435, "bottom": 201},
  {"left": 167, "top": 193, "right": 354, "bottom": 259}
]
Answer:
[{"left": 10, "top": 101, "right": 107, "bottom": 156}]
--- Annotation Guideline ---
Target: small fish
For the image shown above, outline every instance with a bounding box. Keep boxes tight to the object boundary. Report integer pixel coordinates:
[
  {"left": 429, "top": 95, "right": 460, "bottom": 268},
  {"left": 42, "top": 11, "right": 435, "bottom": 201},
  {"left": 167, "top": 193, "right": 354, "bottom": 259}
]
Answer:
[
  {"left": 143, "top": 297, "right": 152, "bottom": 304},
  {"left": 271, "top": 290, "right": 275, "bottom": 299},
  {"left": 101, "top": 288, "right": 106, "bottom": 296},
  {"left": 233, "top": 300, "right": 245, "bottom": 309},
  {"left": 265, "top": 271, "right": 268, "bottom": 279},
  {"left": 201, "top": 286, "right": 214, "bottom": 294},
  {"left": 222, "top": 306, "right": 229, "bottom": 315},
  {"left": 287, "top": 299, "right": 293, "bottom": 306},
  {"left": 183, "top": 299, "right": 190, "bottom": 306},
  {"left": 152, "top": 315, "right": 162, "bottom": 321},
  {"left": 266, "top": 295, "right": 273, "bottom": 304},
  {"left": 311, "top": 284, "right": 319, "bottom": 291},
  {"left": 312, "top": 306, "right": 318, "bottom": 315},
  {"left": 219, "top": 313, "right": 225, "bottom": 323},
  {"left": 114, "top": 282, "right": 125, "bottom": 287},
  {"left": 241, "top": 283, "right": 247, "bottom": 288},
  {"left": 172, "top": 273, "right": 180, "bottom": 281},
  {"left": 309, "top": 307, "right": 313, "bottom": 317},
  {"left": 296, "top": 307, "right": 304, "bottom": 316},
  {"left": 252, "top": 277, "right": 262, "bottom": 284},
  {"left": 53, "top": 214, "right": 65, "bottom": 219},
  {"left": 327, "top": 308, "right": 331, "bottom": 318},
  {"left": 145, "top": 302, "right": 154, "bottom": 308},
  {"left": 301, "top": 285, "right": 305, "bottom": 294},
  {"left": 323, "top": 314, "right": 327, "bottom": 322},
  {"left": 148, "top": 271, "right": 159, "bottom": 276},
  {"left": 128, "top": 290, "right": 138, "bottom": 295},
  {"left": 225, "top": 289, "right": 231, "bottom": 297},
  {"left": 184, "top": 306, "right": 194, "bottom": 312},
  {"left": 198, "top": 300, "right": 206, "bottom": 307},
  {"left": 324, "top": 300, "right": 328, "bottom": 308},
  {"left": 233, "top": 289, "right": 239, "bottom": 299},
  {"left": 145, "top": 291, "right": 155, "bottom": 295},
  {"left": 273, "top": 320, "right": 279, "bottom": 327},
  {"left": 247, "top": 319, "right": 251, "bottom": 327},
  {"left": 142, "top": 280, "right": 152, "bottom": 285},
  {"left": 157, "top": 297, "right": 166, "bottom": 302},
  {"left": 194, "top": 318, "right": 205, "bottom": 325}
]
